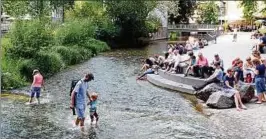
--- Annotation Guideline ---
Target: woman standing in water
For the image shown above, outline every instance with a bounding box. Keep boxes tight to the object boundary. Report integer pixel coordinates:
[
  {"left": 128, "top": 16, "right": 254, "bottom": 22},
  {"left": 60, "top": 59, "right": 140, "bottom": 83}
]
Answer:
[{"left": 29, "top": 69, "right": 45, "bottom": 104}]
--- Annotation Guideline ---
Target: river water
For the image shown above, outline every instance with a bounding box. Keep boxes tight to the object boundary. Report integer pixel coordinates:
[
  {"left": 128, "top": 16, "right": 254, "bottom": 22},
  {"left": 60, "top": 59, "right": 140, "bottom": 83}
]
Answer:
[{"left": 2, "top": 41, "right": 231, "bottom": 139}]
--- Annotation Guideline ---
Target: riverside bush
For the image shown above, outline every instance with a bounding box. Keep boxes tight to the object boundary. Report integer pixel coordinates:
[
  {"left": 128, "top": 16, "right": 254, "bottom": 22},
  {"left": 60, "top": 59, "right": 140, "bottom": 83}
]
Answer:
[
  {"left": 34, "top": 51, "right": 65, "bottom": 77},
  {"left": 19, "top": 51, "right": 65, "bottom": 80},
  {"left": 19, "top": 59, "right": 38, "bottom": 81},
  {"left": 51, "top": 46, "right": 92, "bottom": 65},
  {"left": 7, "top": 20, "right": 53, "bottom": 59},
  {"left": 1, "top": 58, "right": 26, "bottom": 90},
  {"left": 51, "top": 46, "right": 74, "bottom": 65},
  {"left": 55, "top": 19, "right": 96, "bottom": 46},
  {"left": 81, "top": 38, "right": 110, "bottom": 55},
  {"left": 72, "top": 45, "right": 93, "bottom": 61}
]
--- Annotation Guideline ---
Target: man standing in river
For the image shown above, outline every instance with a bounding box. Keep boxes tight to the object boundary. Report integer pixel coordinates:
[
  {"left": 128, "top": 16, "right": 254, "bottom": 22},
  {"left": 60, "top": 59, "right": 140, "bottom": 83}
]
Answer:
[{"left": 70, "top": 73, "right": 94, "bottom": 129}]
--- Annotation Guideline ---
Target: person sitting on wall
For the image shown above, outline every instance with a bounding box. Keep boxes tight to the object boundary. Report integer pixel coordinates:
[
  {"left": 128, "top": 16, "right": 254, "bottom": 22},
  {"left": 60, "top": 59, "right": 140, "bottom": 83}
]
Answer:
[
  {"left": 141, "top": 57, "right": 155, "bottom": 72},
  {"left": 209, "top": 54, "right": 224, "bottom": 74},
  {"left": 198, "top": 39, "right": 204, "bottom": 49},
  {"left": 192, "top": 61, "right": 224, "bottom": 91},
  {"left": 163, "top": 51, "right": 174, "bottom": 70},
  {"left": 154, "top": 54, "right": 166, "bottom": 68},
  {"left": 192, "top": 39, "right": 200, "bottom": 50},
  {"left": 184, "top": 52, "right": 196, "bottom": 77},
  {"left": 165, "top": 50, "right": 181, "bottom": 73},
  {"left": 171, "top": 51, "right": 189, "bottom": 74},
  {"left": 185, "top": 41, "right": 193, "bottom": 52},
  {"left": 193, "top": 52, "right": 209, "bottom": 78}
]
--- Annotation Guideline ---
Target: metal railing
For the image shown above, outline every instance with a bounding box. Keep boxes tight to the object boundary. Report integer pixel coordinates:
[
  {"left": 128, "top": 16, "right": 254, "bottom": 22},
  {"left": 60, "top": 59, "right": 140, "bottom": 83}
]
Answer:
[{"left": 168, "top": 24, "right": 218, "bottom": 30}]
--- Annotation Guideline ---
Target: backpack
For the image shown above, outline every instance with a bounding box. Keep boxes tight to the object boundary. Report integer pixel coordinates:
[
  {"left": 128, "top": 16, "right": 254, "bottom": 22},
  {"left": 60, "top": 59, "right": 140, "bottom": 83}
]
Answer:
[{"left": 69, "top": 80, "right": 80, "bottom": 96}]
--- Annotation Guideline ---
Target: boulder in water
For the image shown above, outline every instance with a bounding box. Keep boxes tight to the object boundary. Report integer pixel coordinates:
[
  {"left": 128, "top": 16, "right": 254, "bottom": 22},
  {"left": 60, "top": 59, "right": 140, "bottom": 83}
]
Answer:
[
  {"left": 206, "top": 91, "right": 234, "bottom": 109},
  {"left": 195, "top": 83, "right": 223, "bottom": 102}
]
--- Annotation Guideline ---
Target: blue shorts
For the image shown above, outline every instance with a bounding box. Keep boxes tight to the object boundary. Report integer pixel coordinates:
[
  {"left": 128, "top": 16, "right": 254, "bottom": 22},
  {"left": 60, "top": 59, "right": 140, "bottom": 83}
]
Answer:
[
  {"left": 255, "top": 77, "right": 266, "bottom": 94},
  {"left": 76, "top": 104, "right": 86, "bottom": 119},
  {"left": 31, "top": 87, "right": 41, "bottom": 98}
]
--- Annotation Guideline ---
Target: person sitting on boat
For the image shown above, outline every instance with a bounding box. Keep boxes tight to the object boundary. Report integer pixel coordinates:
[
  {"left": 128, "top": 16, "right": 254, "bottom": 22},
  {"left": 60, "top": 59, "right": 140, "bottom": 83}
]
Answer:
[{"left": 192, "top": 61, "right": 223, "bottom": 91}]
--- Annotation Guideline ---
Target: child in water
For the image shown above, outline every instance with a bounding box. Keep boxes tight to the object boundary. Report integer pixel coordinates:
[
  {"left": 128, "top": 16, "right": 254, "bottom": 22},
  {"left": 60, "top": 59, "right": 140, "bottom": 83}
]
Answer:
[{"left": 88, "top": 92, "right": 99, "bottom": 125}]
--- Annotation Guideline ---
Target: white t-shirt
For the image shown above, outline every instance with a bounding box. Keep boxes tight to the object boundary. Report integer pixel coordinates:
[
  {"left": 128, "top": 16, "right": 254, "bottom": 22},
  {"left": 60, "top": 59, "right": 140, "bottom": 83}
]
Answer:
[{"left": 233, "top": 28, "right": 237, "bottom": 34}]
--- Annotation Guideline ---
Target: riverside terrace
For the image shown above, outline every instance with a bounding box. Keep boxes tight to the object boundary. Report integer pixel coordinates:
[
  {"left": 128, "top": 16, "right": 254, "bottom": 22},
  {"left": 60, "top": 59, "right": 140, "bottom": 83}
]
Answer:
[{"left": 147, "top": 32, "right": 262, "bottom": 94}]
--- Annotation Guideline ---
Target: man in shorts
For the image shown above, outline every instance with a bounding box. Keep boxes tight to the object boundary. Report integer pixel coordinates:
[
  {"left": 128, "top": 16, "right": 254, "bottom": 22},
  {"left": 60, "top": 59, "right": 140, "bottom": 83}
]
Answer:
[{"left": 70, "top": 73, "right": 94, "bottom": 128}]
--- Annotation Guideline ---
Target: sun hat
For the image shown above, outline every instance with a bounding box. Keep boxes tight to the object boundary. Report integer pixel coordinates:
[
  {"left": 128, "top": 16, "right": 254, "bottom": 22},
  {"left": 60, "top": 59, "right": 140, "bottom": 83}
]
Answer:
[{"left": 32, "top": 69, "right": 39, "bottom": 75}]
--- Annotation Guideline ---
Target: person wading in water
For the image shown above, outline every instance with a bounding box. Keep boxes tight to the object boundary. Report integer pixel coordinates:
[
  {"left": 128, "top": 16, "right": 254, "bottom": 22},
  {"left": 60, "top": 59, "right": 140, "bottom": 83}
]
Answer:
[
  {"left": 29, "top": 69, "right": 45, "bottom": 104},
  {"left": 70, "top": 73, "right": 94, "bottom": 130}
]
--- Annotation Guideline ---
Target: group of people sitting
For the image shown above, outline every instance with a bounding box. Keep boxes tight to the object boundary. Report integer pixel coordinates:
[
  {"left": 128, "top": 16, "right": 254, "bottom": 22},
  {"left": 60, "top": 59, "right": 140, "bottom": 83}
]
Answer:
[
  {"left": 193, "top": 50, "right": 266, "bottom": 110},
  {"left": 137, "top": 44, "right": 224, "bottom": 80},
  {"left": 137, "top": 38, "right": 266, "bottom": 111}
]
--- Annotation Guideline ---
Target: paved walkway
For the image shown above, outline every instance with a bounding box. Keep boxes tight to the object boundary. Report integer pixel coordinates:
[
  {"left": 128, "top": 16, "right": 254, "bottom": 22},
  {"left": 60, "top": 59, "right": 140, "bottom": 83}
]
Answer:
[
  {"left": 195, "top": 32, "right": 257, "bottom": 70},
  {"left": 198, "top": 32, "right": 266, "bottom": 139}
]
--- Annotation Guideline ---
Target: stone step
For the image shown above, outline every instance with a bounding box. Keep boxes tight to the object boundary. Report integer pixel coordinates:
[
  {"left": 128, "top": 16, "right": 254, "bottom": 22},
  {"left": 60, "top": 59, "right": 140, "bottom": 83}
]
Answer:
[
  {"left": 158, "top": 69, "right": 205, "bottom": 87},
  {"left": 147, "top": 74, "right": 195, "bottom": 95}
]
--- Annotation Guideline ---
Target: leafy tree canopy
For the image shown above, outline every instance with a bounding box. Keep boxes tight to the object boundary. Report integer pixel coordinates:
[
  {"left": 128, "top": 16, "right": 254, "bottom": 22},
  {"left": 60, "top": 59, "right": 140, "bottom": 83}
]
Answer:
[
  {"left": 168, "top": 0, "right": 196, "bottom": 24},
  {"left": 196, "top": 1, "right": 219, "bottom": 24},
  {"left": 240, "top": 0, "right": 257, "bottom": 22},
  {"left": 105, "top": 0, "right": 157, "bottom": 44}
]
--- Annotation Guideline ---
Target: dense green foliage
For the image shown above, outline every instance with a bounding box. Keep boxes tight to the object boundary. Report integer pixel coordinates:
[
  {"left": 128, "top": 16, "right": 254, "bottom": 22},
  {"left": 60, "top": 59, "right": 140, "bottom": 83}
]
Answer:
[
  {"left": 196, "top": 2, "right": 219, "bottom": 24},
  {"left": 1, "top": 0, "right": 166, "bottom": 89},
  {"left": 8, "top": 20, "right": 54, "bottom": 59},
  {"left": 168, "top": 0, "right": 196, "bottom": 24},
  {"left": 105, "top": 0, "right": 157, "bottom": 46},
  {"left": 2, "top": 18, "right": 110, "bottom": 89},
  {"left": 240, "top": 0, "right": 257, "bottom": 22},
  {"left": 55, "top": 19, "right": 96, "bottom": 46}
]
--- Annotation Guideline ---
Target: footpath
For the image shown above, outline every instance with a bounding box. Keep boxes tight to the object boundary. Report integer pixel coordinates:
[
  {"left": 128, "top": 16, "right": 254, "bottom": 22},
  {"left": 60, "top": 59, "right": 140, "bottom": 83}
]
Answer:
[{"left": 199, "top": 33, "right": 266, "bottom": 139}]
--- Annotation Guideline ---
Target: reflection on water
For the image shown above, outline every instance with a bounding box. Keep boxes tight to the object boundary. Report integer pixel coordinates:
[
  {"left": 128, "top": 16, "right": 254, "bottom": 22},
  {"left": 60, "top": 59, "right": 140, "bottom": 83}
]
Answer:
[{"left": 2, "top": 40, "right": 230, "bottom": 139}]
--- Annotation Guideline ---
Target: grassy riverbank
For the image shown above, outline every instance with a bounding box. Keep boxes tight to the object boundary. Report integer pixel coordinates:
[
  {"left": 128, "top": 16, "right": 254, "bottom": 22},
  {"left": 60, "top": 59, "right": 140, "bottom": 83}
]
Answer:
[{"left": 1, "top": 19, "right": 110, "bottom": 90}]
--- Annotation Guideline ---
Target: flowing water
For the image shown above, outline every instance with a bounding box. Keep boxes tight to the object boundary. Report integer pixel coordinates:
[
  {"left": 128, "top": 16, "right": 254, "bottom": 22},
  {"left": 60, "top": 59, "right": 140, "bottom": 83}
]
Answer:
[{"left": 1, "top": 41, "right": 232, "bottom": 139}]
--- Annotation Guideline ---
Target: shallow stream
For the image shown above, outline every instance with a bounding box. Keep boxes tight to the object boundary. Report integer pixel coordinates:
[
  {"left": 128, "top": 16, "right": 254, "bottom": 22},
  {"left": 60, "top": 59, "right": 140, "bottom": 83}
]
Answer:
[{"left": 2, "top": 41, "right": 231, "bottom": 139}]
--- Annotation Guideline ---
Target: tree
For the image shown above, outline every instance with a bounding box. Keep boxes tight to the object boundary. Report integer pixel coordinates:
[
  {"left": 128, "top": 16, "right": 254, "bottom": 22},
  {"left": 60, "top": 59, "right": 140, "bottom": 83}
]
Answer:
[
  {"left": 105, "top": 0, "right": 157, "bottom": 46},
  {"left": 240, "top": 0, "right": 257, "bottom": 22},
  {"left": 168, "top": 0, "right": 196, "bottom": 24},
  {"left": 66, "top": 1, "right": 104, "bottom": 20},
  {"left": 196, "top": 1, "right": 219, "bottom": 24},
  {"left": 50, "top": 0, "right": 75, "bottom": 22},
  {"left": 3, "top": 1, "right": 29, "bottom": 17}
]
